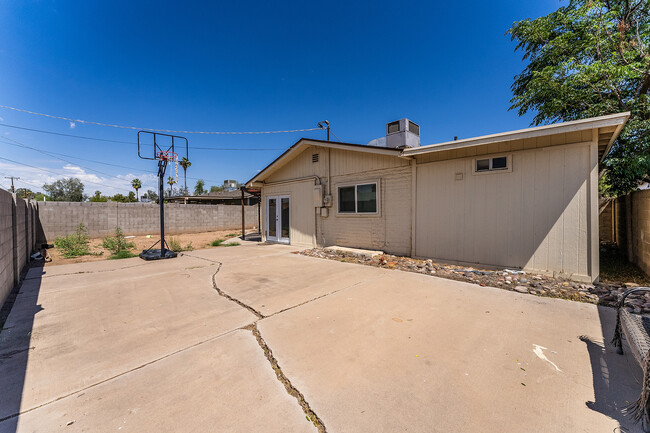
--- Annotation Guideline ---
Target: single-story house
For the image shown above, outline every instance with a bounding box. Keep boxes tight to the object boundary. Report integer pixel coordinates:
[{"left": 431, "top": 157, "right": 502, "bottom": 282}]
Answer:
[{"left": 246, "top": 113, "right": 630, "bottom": 282}]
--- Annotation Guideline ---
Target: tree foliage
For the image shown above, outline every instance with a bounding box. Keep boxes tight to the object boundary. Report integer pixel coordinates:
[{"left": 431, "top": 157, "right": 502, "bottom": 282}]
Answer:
[
  {"left": 194, "top": 179, "right": 206, "bottom": 195},
  {"left": 43, "top": 177, "right": 86, "bottom": 202},
  {"left": 131, "top": 178, "right": 142, "bottom": 201},
  {"left": 179, "top": 157, "right": 191, "bottom": 192},
  {"left": 89, "top": 190, "right": 108, "bottom": 202},
  {"left": 508, "top": 0, "right": 650, "bottom": 196}
]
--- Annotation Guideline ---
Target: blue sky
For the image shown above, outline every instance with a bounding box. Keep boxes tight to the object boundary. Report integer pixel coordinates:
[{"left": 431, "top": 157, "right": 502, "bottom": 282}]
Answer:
[{"left": 0, "top": 0, "right": 562, "bottom": 196}]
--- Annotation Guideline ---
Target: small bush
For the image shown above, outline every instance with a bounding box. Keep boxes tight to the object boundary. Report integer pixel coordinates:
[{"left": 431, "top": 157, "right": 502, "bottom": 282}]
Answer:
[
  {"left": 108, "top": 250, "right": 138, "bottom": 260},
  {"left": 55, "top": 224, "right": 91, "bottom": 258},
  {"left": 226, "top": 233, "right": 238, "bottom": 238},
  {"left": 184, "top": 241, "right": 193, "bottom": 251},
  {"left": 224, "top": 242, "right": 240, "bottom": 247},
  {"left": 169, "top": 237, "right": 182, "bottom": 252},
  {"left": 211, "top": 239, "right": 225, "bottom": 247},
  {"left": 102, "top": 227, "right": 136, "bottom": 257}
]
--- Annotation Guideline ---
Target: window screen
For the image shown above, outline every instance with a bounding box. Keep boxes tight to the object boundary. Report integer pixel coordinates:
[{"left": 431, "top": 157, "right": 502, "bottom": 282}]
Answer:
[
  {"left": 387, "top": 121, "right": 400, "bottom": 134},
  {"left": 356, "top": 184, "right": 377, "bottom": 213},
  {"left": 476, "top": 159, "right": 490, "bottom": 172},
  {"left": 492, "top": 157, "right": 507, "bottom": 169},
  {"left": 338, "top": 186, "right": 356, "bottom": 212}
]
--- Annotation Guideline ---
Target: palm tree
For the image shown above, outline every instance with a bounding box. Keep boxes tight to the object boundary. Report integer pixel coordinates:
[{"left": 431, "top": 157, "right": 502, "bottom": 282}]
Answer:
[
  {"left": 167, "top": 176, "right": 176, "bottom": 197},
  {"left": 131, "top": 178, "right": 142, "bottom": 201},
  {"left": 179, "top": 157, "right": 191, "bottom": 195}
]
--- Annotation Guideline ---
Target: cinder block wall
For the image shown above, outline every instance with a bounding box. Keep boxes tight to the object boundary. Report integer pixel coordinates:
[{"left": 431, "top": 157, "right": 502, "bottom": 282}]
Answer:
[
  {"left": 628, "top": 190, "right": 650, "bottom": 276},
  {"left": 599, "top": 201, "right": 614, "bottom": 243},
  {"left": 0, "top": 190, "right": 39, "bottom": 309},
  {"left": 609, "top": 190, "right": 650, "bottom": 277},
  {"left": 38, "top": 202, "right": 259, "bottom": 240}
]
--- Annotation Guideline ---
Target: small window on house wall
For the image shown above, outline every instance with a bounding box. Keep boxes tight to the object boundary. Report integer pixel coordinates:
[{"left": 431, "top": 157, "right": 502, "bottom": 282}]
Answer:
[
  {"left": 338, "top": 182, "right": 378, "bottom": 214},
  {"left": 475, "top": 156, "right": 509, "bottom": 173}
]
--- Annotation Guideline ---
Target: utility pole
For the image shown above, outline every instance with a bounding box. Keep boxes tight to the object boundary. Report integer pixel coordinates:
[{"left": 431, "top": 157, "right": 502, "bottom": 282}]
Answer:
[{"left": 4, "top": 176, "right": 20, "bottom": 193}]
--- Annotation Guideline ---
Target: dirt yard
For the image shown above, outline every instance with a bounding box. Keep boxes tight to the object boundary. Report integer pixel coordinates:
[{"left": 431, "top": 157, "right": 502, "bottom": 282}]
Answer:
[{"left": 44, "top": 230, "right": 249, "bottom": 266}]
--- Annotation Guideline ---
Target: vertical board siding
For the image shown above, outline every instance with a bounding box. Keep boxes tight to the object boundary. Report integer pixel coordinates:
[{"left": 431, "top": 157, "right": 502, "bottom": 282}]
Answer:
[
  {"left": 415, "top": 143, "right": 593, "bottom": 280},
  {"left": 262, "top": 181, "right": 316, "bottom": 248}
]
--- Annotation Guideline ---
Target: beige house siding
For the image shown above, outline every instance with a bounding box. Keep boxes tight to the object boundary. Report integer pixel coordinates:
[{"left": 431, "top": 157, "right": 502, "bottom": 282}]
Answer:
[
  {"left": 261, "top": 181, "right": 316, "bottom": 248},
  {"left": 260, "top": 144, "right": 411, "bottom": 253},
  {"left": 413, "top": 140, "right": 598, "bottom": 281},
  {"left": 321, "top": 166, "right": 412, "bottom": 256}
]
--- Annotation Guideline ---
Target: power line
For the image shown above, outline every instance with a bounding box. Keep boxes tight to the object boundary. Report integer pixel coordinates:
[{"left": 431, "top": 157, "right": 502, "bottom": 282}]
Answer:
[
  {"left": 0, "top": 105, "right": 324, "bottom": 135},
  {"left": 0, "top": 137, "right": 136, "bottom": 190},
  {"left": 0, "top": 155, "right": 132, "bottom": 192},
  {"left": 0, "top": 122, "right": 286, "bottom": 151},
  {"left": 0, "top": 137, "right": 224, "bottom": 185}
]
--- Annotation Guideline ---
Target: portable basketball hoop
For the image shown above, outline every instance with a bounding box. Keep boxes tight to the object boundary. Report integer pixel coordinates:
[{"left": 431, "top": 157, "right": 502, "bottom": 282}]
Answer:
[
  {"left": 137, "top": 131, "right": 188, "bottom": 261},
  {"left": 156, "top": 150, "right": 178, "bottom": 162}
]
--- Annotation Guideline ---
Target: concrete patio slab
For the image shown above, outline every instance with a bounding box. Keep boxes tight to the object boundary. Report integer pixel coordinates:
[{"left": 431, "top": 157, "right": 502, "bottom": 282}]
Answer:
[
  {"left": 213, "top": 252, "right": 391, "bottom": 316},
  {"left": 0, "top": 330, "right": 315, "bottom": 433},
  {"left": 1, "top": 244, "right": 644, "bottom": 432},
  {"left": 0, "top": 255, "right": 256, "bottom": 420},
  {"left": 257, "top": 267, "right": 642, "bottom": 432}
]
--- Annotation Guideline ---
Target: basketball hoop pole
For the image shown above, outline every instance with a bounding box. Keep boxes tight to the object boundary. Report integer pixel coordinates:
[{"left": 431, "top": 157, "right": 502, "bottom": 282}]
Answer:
[
  {"left": 158, "top": 159, "right": 167, "bottom": 258},
  {"left": 137, "top": 131, "right": 187, "bottom": 261}
]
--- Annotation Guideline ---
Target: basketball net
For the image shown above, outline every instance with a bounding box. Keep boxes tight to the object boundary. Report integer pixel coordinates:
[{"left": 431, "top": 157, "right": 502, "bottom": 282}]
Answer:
[{"left": 175, "top": 160, "right": 179, "bottom": 186}]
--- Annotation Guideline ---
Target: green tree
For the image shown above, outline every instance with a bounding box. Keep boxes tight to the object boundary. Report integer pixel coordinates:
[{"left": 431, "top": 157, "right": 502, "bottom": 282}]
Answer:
[
  {"left": 43, "top": 177, "right": 86, "bottom": 201},
  {"left": 209, "top": 185, "right": 224, "bottom": 193},
  {"left": 15, "top": 188, "right": 34, "bottom": 199},
  {"left": 143, "top": 189, "right": 158, "bottom": 203},
  {"left": 110, "top": 193, "right": 128, "bottom": 202},
  {"left": 179, "top": 157, "right": 191, "bottom": 194},
  {"left": 89, "top": 190, "right": 108, "bottom": 202},
  {"left": 34, "top": 192, "right": 49, "bottom": 201},
  {"left": 508, "top": 0, "right": 650, "bottom": 196},
  {"left": 167, "top": 176, "right": 176, "bottom": 197},
  {"left": 131, "top": 178, "right": 142, "bottom": 201},
  {"left": 194, "top": 179, "right": 206, "bottom": 195}
]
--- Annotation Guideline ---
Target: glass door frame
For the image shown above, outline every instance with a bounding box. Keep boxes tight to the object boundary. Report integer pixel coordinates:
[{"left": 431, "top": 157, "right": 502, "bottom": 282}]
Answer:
[{"left": 266, "top": 195, "right": 290, "bottom": 244}]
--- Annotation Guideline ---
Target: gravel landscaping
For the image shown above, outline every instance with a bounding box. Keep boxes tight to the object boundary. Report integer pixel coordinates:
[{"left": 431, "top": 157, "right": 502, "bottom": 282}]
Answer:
[{"left": 298, "top": 248, "right": 650, "bottom": 313}]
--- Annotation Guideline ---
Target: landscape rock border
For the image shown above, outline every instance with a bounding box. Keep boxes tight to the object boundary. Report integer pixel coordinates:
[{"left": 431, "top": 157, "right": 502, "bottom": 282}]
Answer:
[{"left": 298, "top": 248, "right": 649, "bottom": 313}]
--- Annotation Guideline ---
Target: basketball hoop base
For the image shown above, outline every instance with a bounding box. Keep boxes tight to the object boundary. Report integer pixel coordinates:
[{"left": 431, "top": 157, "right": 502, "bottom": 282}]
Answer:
[{"left": 139, "top": 249, "right": 178, "bottom": 261}]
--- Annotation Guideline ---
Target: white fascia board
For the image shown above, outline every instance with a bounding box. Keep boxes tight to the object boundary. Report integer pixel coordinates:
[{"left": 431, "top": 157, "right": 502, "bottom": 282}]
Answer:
[{"left": 403, "top": 112, "right": 631, "bottom": 156}]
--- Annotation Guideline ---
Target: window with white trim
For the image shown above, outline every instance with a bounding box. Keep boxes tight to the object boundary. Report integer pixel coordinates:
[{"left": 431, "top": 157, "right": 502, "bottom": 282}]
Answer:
[
  {"left": 338, "top": 182, "right": 378, "bottom": 214},
  {"left": 475, "top": 156, "right": 508, "bottom": 172}
]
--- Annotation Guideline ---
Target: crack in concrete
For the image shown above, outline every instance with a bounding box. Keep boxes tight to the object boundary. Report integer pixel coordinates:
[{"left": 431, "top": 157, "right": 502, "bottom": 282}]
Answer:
[
  {"left": 23, "top": 262, "right": 149, "bottom": 281},
  {"left": 210, "top": 262, "right": 265, "bottom": 319},
  {"left": 186, "top": 252, "right": 326, "bottom": 431},
  {"left": 245, "top": 323, "right": 326, "bottom": 433},
  {"left": 0, "top": 328, "right": 241, "bottom": 423}
]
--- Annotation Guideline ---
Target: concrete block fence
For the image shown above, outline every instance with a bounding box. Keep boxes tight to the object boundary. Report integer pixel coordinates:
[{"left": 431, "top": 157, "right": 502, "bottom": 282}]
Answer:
[
  {"left": 37, "top": 201, "right": 259, "bottom": 240},
  {"left": 0, "top": 189, "right": 39, "bottom": 310},
  {"left": 602, "top": 189, "right": 650, "bottom": 277}
]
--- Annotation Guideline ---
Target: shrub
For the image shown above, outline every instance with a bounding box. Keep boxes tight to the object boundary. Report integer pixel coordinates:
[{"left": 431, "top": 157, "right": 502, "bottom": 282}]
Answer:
[
  {"left": 169, "top": 237, "right": 182, "bottom": 252},
  {"left": 108, "top": 250, "right": 138, "bottom": 260},
  {"left": 224, "top": 242, "right": 240, "bottom": 247},
  {"left": 102, "top": 227, "right": 136, "bottom": 257},
  {"left": 55, "top": 224, "right": 91, "bottom": 258},
  {"left": 168, "top": 237, "right": 193, "bottom": 252},
  {"left": 211, "top": 239, "right": 225, "bottom": 247}
]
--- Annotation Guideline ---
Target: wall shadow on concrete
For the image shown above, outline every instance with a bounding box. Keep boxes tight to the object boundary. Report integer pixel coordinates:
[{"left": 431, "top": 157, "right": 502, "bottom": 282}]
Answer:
[
  {"left": 582, "top": 305, "right": 644, "bottom": 432},
  {"left": 0, "top": 263, "right": 44, "bottom": 432}
]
